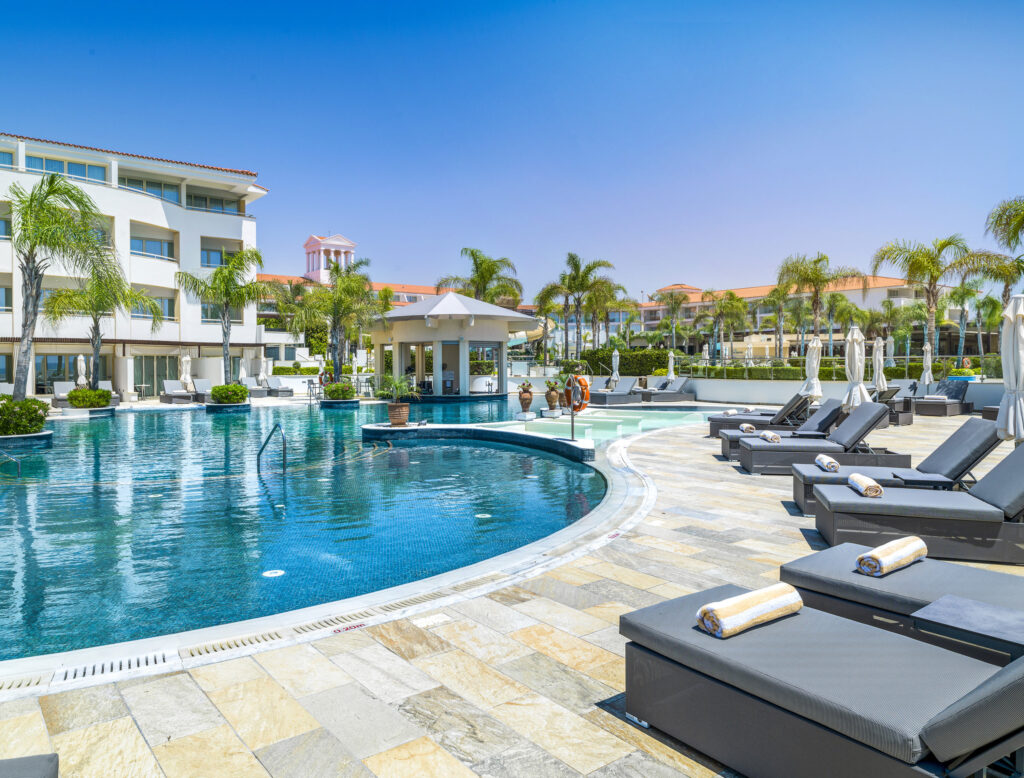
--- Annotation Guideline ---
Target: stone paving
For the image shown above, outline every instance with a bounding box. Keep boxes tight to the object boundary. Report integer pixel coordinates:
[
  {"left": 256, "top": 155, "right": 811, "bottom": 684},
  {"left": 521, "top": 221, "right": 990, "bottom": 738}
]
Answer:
[{"left": 0, "top": 413, "right": 1017, "bottom": 777}]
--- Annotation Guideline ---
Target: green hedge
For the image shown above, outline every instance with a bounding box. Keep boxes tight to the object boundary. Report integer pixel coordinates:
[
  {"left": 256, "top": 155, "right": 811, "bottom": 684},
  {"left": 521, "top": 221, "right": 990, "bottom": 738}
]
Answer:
[
  {"left": 0, "top": 396, "right": 49, "bottom": 435},
  {"left": 211, "top": 384, "right": 248, "bottom": 403},
  {"left": 324, "top": 381, "right": 356, "bottom": 400},
  {"left": 273, "top": 365, "right": 322, "bottom": 375},
  {"left": 577, "top": 348, "right": 684, "bottom": 376},
  {"left": 67, "top": 388, "right": 112, "bottom": 408},
  {"left": 272, "top": 366, "right": 296, "bottom": 375}
]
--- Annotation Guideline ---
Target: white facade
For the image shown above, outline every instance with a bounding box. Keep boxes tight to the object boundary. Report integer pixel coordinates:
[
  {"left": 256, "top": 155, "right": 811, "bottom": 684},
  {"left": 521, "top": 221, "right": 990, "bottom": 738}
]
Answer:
[
  {"left": 303, "top": 233, "right": 356, "bottom": 284},
  {"left": 0, "top": 133, "right": 267, "bottom": 395}
]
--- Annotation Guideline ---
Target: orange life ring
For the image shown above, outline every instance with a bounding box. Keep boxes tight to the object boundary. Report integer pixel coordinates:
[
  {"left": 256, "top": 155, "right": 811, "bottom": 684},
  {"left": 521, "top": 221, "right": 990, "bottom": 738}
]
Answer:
[{"left": 565, "top": 375, "right": 589, "bottom": 412}]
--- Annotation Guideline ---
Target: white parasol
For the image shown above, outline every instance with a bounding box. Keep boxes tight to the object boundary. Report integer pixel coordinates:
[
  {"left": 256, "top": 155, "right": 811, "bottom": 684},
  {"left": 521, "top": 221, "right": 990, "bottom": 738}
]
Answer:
[
  {"left": 180, "top": 353, "right": 192, "bottom": 387},
  {"left": 873, "top": 337, "right": 888, "bottom": 393},
  {"left": 76, "top": 354, "right": 87, "bottom": 387},
  {"left": 611, "top": 348, "right": 620, "bottom": 383},
  {"left": 799, "top": 336, "right": 823, "bottom": 400},
  {"left": 667, "top": 350, "right": 675, "bottom": 380},
  {"left": 885, "top": 335, "right": 896, "bottom": 368},
  {"left": 841, "top": 326, "right": 871, "bottom": 411},
  {"left": 996, "top": 294, "right": 1024, "bottom": 442},
  {"left": 920, "top": 342, "right": 933, "bottom": 387}
]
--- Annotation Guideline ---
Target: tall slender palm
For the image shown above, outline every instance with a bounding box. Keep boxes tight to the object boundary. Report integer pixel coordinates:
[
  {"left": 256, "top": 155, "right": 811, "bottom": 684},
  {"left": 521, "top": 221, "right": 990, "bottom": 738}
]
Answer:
[
  {"left": 536, "top": 277, "right": 570, "bottom": 360},
  {"left": 604, "top": 294, "right": 636, "bottom": 350},
  {"left": 583, "top": 279, "right": 626, "bottom": 349},
  {"left": 176, "top": 248, "right": 269, "bottom": 383},
  {"left": 762, "top": 285, "right": 790, "bottom": 359},
  {"left": 986, "top": 197, "right": 1024, "bottom": 252},
  {"left": 654, "top": 290, "right": 690, "bottom": 349},
  {"left": 43, "top": 272, "right": 163, "bottom": 390},
  {"left": 7, "top": 174, "right": 120, "bottom": 399},
  {"left": 549, "top": 253, "right": 615, "bottom": 359},
  {"left": 899, "top": 301, "right": 928, "bottom": 356},
  {"left": 694, "top": 290, "right": 745, "bottom": 365},
  {"left": 436, "top": 248, "right": 522, "bottom": 306},
  {"left": 619, "top": 311, "right": 641, "bottom": 348},
  {"left": 871, "top": 235, "right": 969, "bottom": 356},
  {"left": 785, "top": 298, "right": 812, "bottom": 356},
  {"left": 776, "top": 252, "right": 864, "bottom": 335},
  {"left": 822, "top": 292, "right": 847, "bottom": 357},
  {"left": 947, "top": 278, "right": 982, "bottom": 358},
  {"left": 976, "top": 294, "right": 1002, "bottom": 353},
  {"left": 534, "top": 296, "right": 561, "bottom": 366}
]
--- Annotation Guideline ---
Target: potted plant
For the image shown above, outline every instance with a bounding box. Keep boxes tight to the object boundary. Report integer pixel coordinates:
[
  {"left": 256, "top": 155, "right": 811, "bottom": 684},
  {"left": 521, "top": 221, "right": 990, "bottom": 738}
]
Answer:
[
  {"left": 544, "top": 379, "right": 561, "bottom": 410},
  {"left": 386, "top": 376, "right": 420, "bottom": 426},
  {"left": 322, "top": 380, "right": 359, "bottom": 407},
  {"left": 206, "top": 383, "right": 251, "bottom": 413},
  {"left": 517, "top": 379, "right": 534, "bottom": 412},
  {"left": 0, "top": 396, "right": 52, "bottom": 448}
]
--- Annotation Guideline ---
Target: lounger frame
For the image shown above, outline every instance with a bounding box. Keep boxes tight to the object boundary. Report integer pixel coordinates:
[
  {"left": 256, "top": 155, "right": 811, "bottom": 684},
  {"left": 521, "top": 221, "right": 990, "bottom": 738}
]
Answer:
[
  {"left": 721, "top": 430, "right": 827, "bottom": 460},
  {"left": 707, "top": 395, "right": 811, "bottom": 436},
  {"left": 623, "top": 641, "right": 993, "bottom": 778},
  {"left": 914, "top": 399, "right": 974, "bottom": 417},
  {"left": 739, "top": 445, "right": 910, "bottom": 475},
  {"left": 793, "top": 477, "right": 955, "bottom": 515},
  {"left": 814, "top": 506, "right": 1024, "bottom": 565}
]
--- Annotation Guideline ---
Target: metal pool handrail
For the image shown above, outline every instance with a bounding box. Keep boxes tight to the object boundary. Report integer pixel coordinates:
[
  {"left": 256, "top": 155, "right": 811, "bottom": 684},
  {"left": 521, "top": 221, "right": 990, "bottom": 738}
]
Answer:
[
  {"left": 257, "top": 423, "right": 287, "bottom": 473},
  {"left": 0, "top": 450, "right": 21, "bottom": 478}
]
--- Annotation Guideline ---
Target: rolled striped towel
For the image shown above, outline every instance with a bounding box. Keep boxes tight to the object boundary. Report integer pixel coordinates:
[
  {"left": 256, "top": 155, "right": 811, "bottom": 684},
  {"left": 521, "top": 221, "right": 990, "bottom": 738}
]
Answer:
[
  {"left": 739, "top": 423, "right": 756, "bottom": 433},
  {"left": 759, "top": 430, "right": 781, "bottom": 443},
  {"left": 815, "top": 454, "right": 840, "bottom": 472},
  {"left": 848, "top": 472, "right": 883, "bottom": 497},
  {"left": 696, "top": 583, "right": 803, "bottom": 639},
  {"left": 722, "top": 409, "right": 738, "bottom": 416},
  {"left": 856, "top": 536, "right": 928, "bottom": 577},
  {"left": 923, "top": 394, "right": 948, "bottom": 401}
]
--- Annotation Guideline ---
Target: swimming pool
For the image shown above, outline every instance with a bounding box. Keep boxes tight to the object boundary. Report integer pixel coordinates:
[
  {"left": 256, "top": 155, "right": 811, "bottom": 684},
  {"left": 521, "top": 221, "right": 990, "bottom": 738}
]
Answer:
[{"left": 0, "top": 402, "right": 607, "bottom": 660}]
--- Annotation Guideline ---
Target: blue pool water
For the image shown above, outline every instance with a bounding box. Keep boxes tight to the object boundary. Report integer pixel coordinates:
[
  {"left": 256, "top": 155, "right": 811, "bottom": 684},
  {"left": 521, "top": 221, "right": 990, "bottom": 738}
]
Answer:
[{"left": 0, "top": 399, "right": 606, "bottom": 660}]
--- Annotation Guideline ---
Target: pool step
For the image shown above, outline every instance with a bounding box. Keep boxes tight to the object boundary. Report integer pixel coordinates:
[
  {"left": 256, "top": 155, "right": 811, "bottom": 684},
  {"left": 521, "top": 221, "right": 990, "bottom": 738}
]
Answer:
[{"left": 523, "top": 420, "right": 593, "bottom": 439}]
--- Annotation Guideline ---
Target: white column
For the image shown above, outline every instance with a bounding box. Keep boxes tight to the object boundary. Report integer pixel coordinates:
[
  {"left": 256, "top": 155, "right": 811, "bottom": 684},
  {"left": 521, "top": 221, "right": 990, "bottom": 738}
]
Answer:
[
  {"left": 415, "top": 344, "right": 425, "bottom": 384},
  {"left": 458, "top": 339, "right": 470, "bottom": 396},
  {"left": 432, "top": 340, "right": 443, "bottom": 395},
  {"left": 15, "top": 140, "right": 25, "bottom": 170},
  {"left": 108, "top": 157, "right": 118, "bottom": 185},
  {"left": 498, "top": 341, "right": 508, "bottom": 394},
  {"left": 391, "top": 342, "right": 401, "bottom": 383},
  {"left": 374, "top": 343, "right": 386, "bottom": 391}
]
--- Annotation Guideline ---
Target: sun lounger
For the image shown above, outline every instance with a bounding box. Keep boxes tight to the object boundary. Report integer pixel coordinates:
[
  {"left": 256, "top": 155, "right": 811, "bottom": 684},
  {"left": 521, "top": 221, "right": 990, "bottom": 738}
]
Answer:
[
  {"left": 589, "top": 376, "right": 638, "bottom": 405},
  {"left": 791, "top": 417, "right": 1001, "bottom": 512},
  {"left": 588, "top": 376, "right": 611, "bottom": 393},
  {"left": 266, "top": 376, "right": 294, "bottom": 397},
  {"left": 160, "top": 380, "right": 193, "bottom": 404},
  {"left": 707, "top": 393, "right": 812, "bottom": 436},
  {"left": 780, "top": 542, "right": 1024, "bottom": 663},
  {"left": 870, "top": 386, "right": 900, "bottom": 404},
  {"left": 0, "top": 753, "right": 59, "bottom": 778},
  {"left": 190, "top": 378, "right": 214, "bottom": 403},
  {"left": 96, "top": 380, "right": 120, "bottom": 406},
  {"left": 914, "top": 380, "right": 973, "bottom": 416},
  {"left": 738, "top": 402, "right": 905, "bottom": 475},
  {"left": 50, "top": 381, "right": 75, "bottom": 408},
  {"left": 719, "top": 399, "right": 843, "bottom": 460},
  {"left": 982, "top": 405, "right": 999, "bottom": 421},
  {"left": 0, "top": 382, "right": 12, "bottom": 396},
  {"left": 814, "top": 440, "right": 1024, "bottom": 564},
  {"left": 240, "top": 377, "right": 268, "bottom": 398},
  {"left": 621, "top": 583, "right": 1024, "bottom": 778},
  {"left": 640, "top": 377, "right": 694, "bottom": 403}
]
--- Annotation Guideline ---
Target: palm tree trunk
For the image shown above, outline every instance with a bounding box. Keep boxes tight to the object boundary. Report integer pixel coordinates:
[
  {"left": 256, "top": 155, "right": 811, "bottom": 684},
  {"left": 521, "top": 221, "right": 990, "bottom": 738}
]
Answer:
[
  {"left": 670, "top": 316, "right": 677, "bottom": 349},
  {"left": 827, "top": 315, "right": 834, "bottom": 357},
  {"left": 221, "top": 313, "right": 232, "bottom": 384},
  {"left": 562, "top": 300, "right": 570, "bottom": 362},
  {"left": 957, "top": 310, "right": 967, "bottom": 358},
  {"left": 574, "top": 303, "right": 583, "bottom": 359},
  {"left": 925, "top": 307, "right": 935, "bottom": 358},
  {"left": 542, "top": 322, "right": 549, "bottom": 366},
  {"left": 13, "top": 259, "right": 44, "bottom": 400},
  {"left": 90, "top": 317, "right": 102, "bottom": 391},
  {"left": 812, "top": 298, "right": 821, "bottom": 336},
  {"left": 975, "top": 312, "right": 983, "bottom": 356}
]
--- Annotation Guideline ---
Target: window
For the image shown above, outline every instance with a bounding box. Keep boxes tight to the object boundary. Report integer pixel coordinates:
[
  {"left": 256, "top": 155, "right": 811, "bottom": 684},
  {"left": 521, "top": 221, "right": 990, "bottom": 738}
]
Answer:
[
  {"left": 285, "top": 345, "right": 296, "bottom": 361},
  {"left": 87, "top": 165, "right": 106, "bottom": 182},
  {"left": 0, "top": 218, "right": 10, "bottom": 238},
  {"left": 201, "top": 303, "right": 242, "bottom": 323},
  {"left": 187, "top": 193, "right": 240, "bottom": 214},
  {"left": 0, "top": 287, "right": 11, "bottom": 311},
  {"left": 133, "top": 297, "right": 176, "bottom": 320},
  {"left": 201, "top": 248, "right": 223, "bottom": 267},
  {"left": 119, "top": 177, "right": 179, "bottom": 204},
  {"left": 68, "top": 162, "right": 87, "bottom": 179},
  {"left": 265, "top": 346, "right": 280, "bottom": 360},
  {"left": 44, "top": 159, "right": 65, "bottom": 174},
  {"left": 0, "top": 354, "right": 9, "bottom": 384},
  {"left": 0, "top": 151, "right": 12, "bottom": 169},
  {"left": 23, "top": 155, "right": 106, "bottom": 183},
  {"left": 130, "top": 237, "right": 174, "bottom": 259},
  {"left": 26, "top": 156, "right": 44, "bottom": 171}
]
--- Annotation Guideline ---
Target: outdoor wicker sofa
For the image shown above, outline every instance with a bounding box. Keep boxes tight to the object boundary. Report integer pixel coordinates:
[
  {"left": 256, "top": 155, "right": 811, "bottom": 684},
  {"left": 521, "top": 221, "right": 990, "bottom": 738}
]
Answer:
[
  {"left": 718, "top": 398, "right": 842, "bottom": 460},
  {"left": 621, "top": 583, "right": 1024, "bottom": 778},
  {"left": 813, "top": 441, "right": 1024, "bottom": 564},
  {"left": 707, "top": 392, "right": 811, "bottom": 437},
  {"left": 241, "top": 377, "right": 268, "bottom": 398},
  {"left": 191, "top": 378, "right": 214, "bottom": 403},
  {"left": 589, "top": 376, "right": 638, "bottom": 405},
  {"left": 266, "top": 376, "right": 294, "bottom": 397},
  {"left": 790, "top": 417, "right": 1001, "bottom": 513},
  {"left": 737, "top": 402, "right": 906, "bottom": 475},
  {"left": 914, "top": 380, "right": 973, "bottom": 416},
  {"left": 50, "top": 381, "right": 75, "bottom": 408},
  {"left": 640, "top": 377, "right": 695, "bottom": 403},
  {"left": 160, "top": 380, "right": 193, "bottom": 404},
  {"left": 780, "top": 542, "right": 1024, "bottom": 664}
]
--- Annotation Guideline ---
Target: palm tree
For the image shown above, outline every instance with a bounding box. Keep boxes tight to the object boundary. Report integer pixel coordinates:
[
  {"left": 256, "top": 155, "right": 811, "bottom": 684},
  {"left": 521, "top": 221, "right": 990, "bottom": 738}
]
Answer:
[
  {"left": 436, "top": 248, "right": 522, "bottom": 306},
  {"left": 986, "top": 197, "right": 1024, "bottom": 252},
  {"left": 785, "top": 298, "right": 812, "bottom": 356},
  {"left": 290, "top": 259, "right": 383, "bottom": 375},
  {"left": 7, "top": 174, "right": 120, "bottom": 399},
  {"left": 776, "top": 252, "right": 864, "bottom": 335},
  {"left": 533, "top": 296, "right": 561, "bottom": 366},
  {"left": 654, "top": 290, "right": 690, "bottom": 349},
  {"left": 619, "top": 311, "right": 641, "bottom": 347},
  {"left": 947, "top": 278, "right": 982, "bottom": 358},
  {"left": 676, "top": 323, "right": 697, "bottom": 354},
  {"left": 871, "top": 235, "right": 969, "bottom": 356},
  {"left": 762, "top": 285, "right": 790, "bottom": 359},
  {"left": 545, "top": 253, "right": 615, "bottom": 359},
  {"left": 176, "top": 248, "right": 269, "bottom": 383},
  {"left": 583, "top": 279, "right": 626, "bottom": 349},
  {"left": 822, "top": 292, "right": 847, "bottom": 357},
  {"left": 976, "top": 294, "right": 1002, "bottom": 353},
  {"left": 695, "top": 290, "right": 745, "bottom": 365},
  {"left": 43, "top": 271, "right": 163, "bottom": 390},
  {"left": 536, "top": 277, "right": 570, "bottom": 360}
]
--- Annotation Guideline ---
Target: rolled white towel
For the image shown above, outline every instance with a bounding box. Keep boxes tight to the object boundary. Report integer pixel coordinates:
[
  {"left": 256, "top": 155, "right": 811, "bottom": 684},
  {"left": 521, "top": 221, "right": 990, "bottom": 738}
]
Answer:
[
  {"left": 759, "top": 430, "right": 781, "bottom": 443},
  {"left": 738, "top": 423, "right": 756, "bottom": 434},
  {"left": 696, "top": 583, "right": 803, "bottom": 639},
  {"left": 848, "top": 472, "right": 883, "bottom": 497},
  {"left": 815, "top": 454, "right": 840, "bottom": 472},
  {"left": 923, "top": 394, "right": 948, "bottom": 401},
  {"left": 742, "top": 406, "right": 756, "bottom": 413},
  {"left": 856, "top": 536, "right": 927, "bottom": 577},
  {"left": 722, "top": 409, "right": 738, "bottom": 416}
]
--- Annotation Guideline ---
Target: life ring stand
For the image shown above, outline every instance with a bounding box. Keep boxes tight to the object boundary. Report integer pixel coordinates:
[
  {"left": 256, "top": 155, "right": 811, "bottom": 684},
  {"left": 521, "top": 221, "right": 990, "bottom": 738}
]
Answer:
[{"left": 565, "top": 375, "right": 589, "bottom": 412}]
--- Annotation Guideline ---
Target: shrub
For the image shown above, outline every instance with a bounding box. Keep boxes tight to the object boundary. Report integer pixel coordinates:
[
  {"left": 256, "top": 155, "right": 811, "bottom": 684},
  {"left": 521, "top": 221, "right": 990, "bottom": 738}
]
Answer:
[
  {"left": 578, "top": 348, "right": 686, "bottom": 376},
  {"left": 651, "top": 368, "right": 668, "bottom": 376},
  {"left": 272, "top": 366, "right": 296, "bottom": 375},
  {"left": 67, "top": 388, "right": 112, "bottom": 408},
  {"left": 949, "top": 368, "right": 975, "bottom": 377},
  {"left": 211, "top": 384, "right": 248, "bottom": 404},
  {"left": 299, "top": 366, "right": 320, "bottom": 375},
  {"left": 324, "top": 381, "right": 356, "bottom": 400},
  {"left": 470, "top": 360, "right": 495, "bottom": 375},
  {"left": 305, "top": 325, "right": 328, "bottom": 356},
  {"left": 982, "top": 353, "right": 1002, "bottom": 378},
  {"left": 0, "top": 396, "right": 49, "bottom": 436}
]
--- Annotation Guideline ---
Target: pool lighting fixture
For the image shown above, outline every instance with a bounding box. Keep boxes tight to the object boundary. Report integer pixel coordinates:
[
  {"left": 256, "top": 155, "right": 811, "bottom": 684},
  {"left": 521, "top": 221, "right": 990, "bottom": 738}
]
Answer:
[
  {"left": 262, "top": 570, "right": 285, "bottom": 578},
  {"left": 475, "top": 513, "right": 492, "bottom": 519}
]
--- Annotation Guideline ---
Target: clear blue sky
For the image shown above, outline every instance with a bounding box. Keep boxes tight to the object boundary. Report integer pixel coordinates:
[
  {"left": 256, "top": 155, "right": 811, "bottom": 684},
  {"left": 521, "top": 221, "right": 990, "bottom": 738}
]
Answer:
[{"left": 5, "top": 1, "right": 1021, "bottom": 299}]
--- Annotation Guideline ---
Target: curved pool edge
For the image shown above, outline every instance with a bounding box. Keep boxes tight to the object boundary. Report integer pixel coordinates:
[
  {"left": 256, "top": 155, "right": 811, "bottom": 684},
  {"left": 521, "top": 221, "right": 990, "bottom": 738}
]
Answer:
[
  {"left": 0, "top": 426, "right": 657, "bottom": 700},
  {"left": 361, "top": 421, "right": 597, "bottom": 461}
]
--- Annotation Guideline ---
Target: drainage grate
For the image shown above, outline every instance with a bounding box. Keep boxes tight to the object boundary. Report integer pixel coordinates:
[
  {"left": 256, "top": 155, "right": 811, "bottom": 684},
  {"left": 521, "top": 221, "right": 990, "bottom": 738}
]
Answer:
[
  {"left": 0, "top": 673, "right": 50, "bottom": 692},
  {"left": 56, "top": 652, "right": 170, "bottom": 683},
  {"left": 450, "top": 573, "right": 508, "bottom": 593},
  {"left": 292, "top": 611, "right": 379, "bottom": 634},
  {"left": 378, "top": 590, "right": 450, "bottom": 613},
  {"left": 181, "top": 631, "right": 285, "bottom": 659}
]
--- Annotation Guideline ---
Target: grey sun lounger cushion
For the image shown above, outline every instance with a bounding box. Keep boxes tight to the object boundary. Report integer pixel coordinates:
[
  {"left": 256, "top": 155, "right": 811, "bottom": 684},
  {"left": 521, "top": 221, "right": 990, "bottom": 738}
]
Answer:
[
  {"left": 741, "top": 401, "right": 888, "bottom": 455},
  {"left": 620, "top": 584, "right": 999, "bottom": 764},
  {"left": 0, "top": 382, "right": 12, "bottom": 395},
  {"left": 814, "top": 484, "right": 1004, "bottom": 522},
  {"left": 794, "top": 464, "right": 954, "bottom": 489},
  {"left": 0, "top": 753, "right": 58, "bottom": 778},
  {"left": 780, "top": 543, "right": 1024, "bottom": 617},
  {"left": 963, "top": 440, "right": 1024, "bottom": 520},
  {"left": 710, "top": 393, "right": 809, "bottom": 425},
  {"left": 162, "top": 380, "right": 190, "bottom": 395},
  {"left": 721, "top": 400, "right": 841, "bottom": 444},
  {"left": 589, "top": 376, "right": 611, "bottom": 392},
  {"left": 52, "top": 381, "right": 74, "bottom": 399}
]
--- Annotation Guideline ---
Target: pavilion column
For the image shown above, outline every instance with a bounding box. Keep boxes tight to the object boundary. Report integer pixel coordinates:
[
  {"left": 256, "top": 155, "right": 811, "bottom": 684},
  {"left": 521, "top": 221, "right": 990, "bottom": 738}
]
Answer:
[
  {"left": 414, "top": 344, "right": 425, "bottom": 385},
  {"left": 374, "top": 343, "right": 386, "bottom": 390},
  {"left": 432, "top": 340, "right": 443, "bottom": 395},
  {"left": 458, "top": 339, "right": 470, "bottom": 396},
  {"left": 498, "top": 341, "right": 508, "bottom": 394},
  {"left": 392, "top": 342, "right": 403, "bottom": 384}
]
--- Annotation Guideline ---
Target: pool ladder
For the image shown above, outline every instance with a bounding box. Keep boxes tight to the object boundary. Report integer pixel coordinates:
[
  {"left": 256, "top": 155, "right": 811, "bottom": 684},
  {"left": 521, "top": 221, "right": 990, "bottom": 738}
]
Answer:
[
  {"left": 0, "top": 450, "right": 21, "bottom": 478},
  {"left": 257, "top": 423, "right": 287, "bottom": 473}
]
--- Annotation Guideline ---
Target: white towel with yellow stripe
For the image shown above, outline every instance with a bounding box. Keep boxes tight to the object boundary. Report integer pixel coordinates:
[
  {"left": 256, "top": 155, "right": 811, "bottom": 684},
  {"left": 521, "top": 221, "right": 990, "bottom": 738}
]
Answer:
[
  {"left": 759, "top": 430, "right": 781, "bottom": 443},
  {"left": 696, "top": 583, "right": 802, "bottom": 639},
  {"left": 848, "top": 473, "right": 883, "bottom": 497},
  {"left": 739, "top": 423, "right": 756, "bottom": 433},
  {"left": 815, "top": 454, "right": 840, "bottom": 472},
  {"left": 856, "top": 536, "right": 928, "bottom": 577}
]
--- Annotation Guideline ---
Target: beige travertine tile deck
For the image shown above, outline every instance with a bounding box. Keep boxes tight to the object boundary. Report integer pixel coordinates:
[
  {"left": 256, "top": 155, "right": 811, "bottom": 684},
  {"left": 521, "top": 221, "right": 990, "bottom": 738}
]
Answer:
[{"left": 9, "top": 414, "right": 1014, "bottom": 776}]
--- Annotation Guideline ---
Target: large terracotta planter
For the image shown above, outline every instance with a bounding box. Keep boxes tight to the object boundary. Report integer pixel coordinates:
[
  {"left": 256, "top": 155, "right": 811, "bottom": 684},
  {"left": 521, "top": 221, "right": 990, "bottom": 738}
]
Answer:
[
  {"left": 544, "top": 389, "right": 559, "bottom": 410},
  {"left": 387, "top": 402, "right": 410, "bottom": 426},
  {"left": 518, "top": 391, "right": 533, "bottom": 412}
]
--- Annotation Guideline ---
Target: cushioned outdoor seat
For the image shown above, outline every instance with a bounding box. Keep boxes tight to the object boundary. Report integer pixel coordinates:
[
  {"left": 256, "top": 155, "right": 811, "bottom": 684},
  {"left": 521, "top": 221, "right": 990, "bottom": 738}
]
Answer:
[
  {"left": 815, "top": 486, "right": 1004, "bottom": 522},
  {"left": 719, "top": 399, "right": 842, "bottom": 459},
  {"left": 241, "top": 377, "right": 268, "bottom": 398},
  {"left": 0, "top": 754, "right": 58, "bottom": 778},
  {"left": 96, "top": 380, "right": 120, "bottom": 406},
  {"left": 620, "top": 584, "right": 1024, "bottom": 776},
  {"left": 266, "top": 377, "right": 294, "bottom": 397},
  {"left": 589, "top": 376, "right": 637, "bottom": 405},
  {"left": 707, "top": 393, "right": 811, "bottom": 436},
  {"left": 914, "top": 380, "right": 973, "bottom": 416},
  {"left": 191, "top": 378, "right": 214, "bottom": 403},
  {"left": 641, "top": 377, "right": 694, "bottom": 403},
  {"left": 159, "top": 380, "right": 193, "bottom": 404},
  {"left": 791, "top": 417, "right": 1000, "bottom": 512}
]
